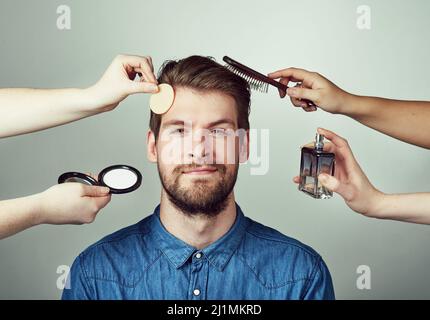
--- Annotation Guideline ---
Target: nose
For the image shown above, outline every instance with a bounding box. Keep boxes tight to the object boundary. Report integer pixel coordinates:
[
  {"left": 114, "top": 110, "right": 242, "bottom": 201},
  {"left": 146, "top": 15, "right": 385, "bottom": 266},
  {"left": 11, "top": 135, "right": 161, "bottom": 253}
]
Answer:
[
  {"left": 187, "top": 144, "right": 210, "bottom": 164},
  {"left": 185, "top": 129, "right": 213, "bottom": 164}
]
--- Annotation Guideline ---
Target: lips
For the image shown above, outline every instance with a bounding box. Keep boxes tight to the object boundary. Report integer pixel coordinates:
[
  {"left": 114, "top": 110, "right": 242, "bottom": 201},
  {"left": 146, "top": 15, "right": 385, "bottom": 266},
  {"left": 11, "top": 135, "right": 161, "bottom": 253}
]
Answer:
[{"left": 182, "top": 166, "right": 218, "bottom": 175}]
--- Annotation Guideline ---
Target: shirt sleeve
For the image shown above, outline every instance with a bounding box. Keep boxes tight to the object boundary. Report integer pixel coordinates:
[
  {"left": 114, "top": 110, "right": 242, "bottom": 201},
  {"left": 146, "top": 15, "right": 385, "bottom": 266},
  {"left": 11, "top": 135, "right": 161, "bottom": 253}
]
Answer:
[
  {"left": 301, "top": 256, "right": 335, "bottom": 300},
  {"left": 61, "top": 254, "right": 94, "bottom": 300}
]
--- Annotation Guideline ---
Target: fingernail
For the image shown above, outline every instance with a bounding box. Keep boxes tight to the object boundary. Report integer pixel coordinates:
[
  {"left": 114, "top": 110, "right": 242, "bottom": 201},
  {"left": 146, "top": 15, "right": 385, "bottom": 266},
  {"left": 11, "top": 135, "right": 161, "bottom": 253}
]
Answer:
[
  {"left": 102, "top": 187, "right": 110, "bottom": 193},
  {"left": 151, "top": 84, "right": 159, "bottom": 91}
]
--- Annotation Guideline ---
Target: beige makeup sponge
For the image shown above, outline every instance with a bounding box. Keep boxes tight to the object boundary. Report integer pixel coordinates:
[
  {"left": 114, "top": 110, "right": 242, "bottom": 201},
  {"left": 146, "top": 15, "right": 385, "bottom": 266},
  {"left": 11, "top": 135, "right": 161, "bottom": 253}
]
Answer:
[{"left": 149, "top": 83, "right": 175, "bottom": 114}]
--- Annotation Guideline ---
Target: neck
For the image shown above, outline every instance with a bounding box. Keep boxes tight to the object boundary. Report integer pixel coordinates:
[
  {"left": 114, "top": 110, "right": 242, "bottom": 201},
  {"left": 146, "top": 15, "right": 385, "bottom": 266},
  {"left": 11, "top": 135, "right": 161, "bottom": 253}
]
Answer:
[{"left": 159, "top": 190, "right": 237, "bottom": 250}]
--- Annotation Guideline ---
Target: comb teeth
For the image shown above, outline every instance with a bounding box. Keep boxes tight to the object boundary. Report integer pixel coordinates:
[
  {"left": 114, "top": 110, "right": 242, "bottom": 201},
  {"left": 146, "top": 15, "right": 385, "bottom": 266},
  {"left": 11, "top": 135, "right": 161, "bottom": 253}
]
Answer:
[{"left": 225, "top": 65, "right": 269, "bottom": 93}]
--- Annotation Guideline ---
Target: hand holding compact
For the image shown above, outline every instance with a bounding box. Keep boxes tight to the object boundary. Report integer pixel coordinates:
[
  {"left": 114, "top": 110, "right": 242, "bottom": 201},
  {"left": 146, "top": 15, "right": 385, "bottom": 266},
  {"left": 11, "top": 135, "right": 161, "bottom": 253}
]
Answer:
[
  {"left": 58, "top": 165, "right": 142, "bottom": 194},
  {"left": 34, "top": 182, "right": 111, "bottom": 225}
]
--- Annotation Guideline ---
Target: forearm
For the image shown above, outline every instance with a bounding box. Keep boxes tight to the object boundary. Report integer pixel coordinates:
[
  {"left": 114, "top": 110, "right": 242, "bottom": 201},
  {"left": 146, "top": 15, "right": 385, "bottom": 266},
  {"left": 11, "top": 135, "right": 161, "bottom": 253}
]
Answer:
[
  {"left": 0, "top": 87, "right": 101, "bottom": 138},
  {"left": 0, "top": 194, "right": 43, "bottom": 240},
  {"left": 341, "top": 94, "right": 430, "bottom": 149},
  {"left": 369, "top": 192, "right": 430, "bottom": 225}
]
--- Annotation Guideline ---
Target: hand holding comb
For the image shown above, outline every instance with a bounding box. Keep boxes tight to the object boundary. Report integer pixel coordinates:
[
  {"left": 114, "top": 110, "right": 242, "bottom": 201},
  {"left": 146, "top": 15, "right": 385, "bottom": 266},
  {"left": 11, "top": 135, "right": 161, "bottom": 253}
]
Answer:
[{"left": 223, "top": 56, "right": 316, "bottom": 109}]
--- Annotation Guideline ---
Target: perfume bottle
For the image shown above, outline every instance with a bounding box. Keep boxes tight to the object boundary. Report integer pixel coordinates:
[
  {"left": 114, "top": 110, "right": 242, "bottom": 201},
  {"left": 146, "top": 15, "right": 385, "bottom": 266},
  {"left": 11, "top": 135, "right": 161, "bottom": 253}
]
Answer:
[{"left": 298, "top": 133, "right": 335, "bottom": 199}]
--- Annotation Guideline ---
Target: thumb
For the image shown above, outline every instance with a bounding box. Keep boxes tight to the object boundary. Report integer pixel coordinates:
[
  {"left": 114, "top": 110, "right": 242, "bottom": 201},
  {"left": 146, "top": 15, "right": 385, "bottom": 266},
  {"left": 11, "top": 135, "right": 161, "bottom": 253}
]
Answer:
[
  {"left": 318, "top": 174, "right": 351, "bottom": 200},
  {"left": 92, "top": 194, "right": 112, "bottom": 210},
  {"left": 81, "top": 185, "right": 110, "bottom": 197},
  {"left": 128, "top": 81, "right": 159, "bottom": 94},
  {"left": 287, "top": 87, "right": 320, "bottom": 104}
]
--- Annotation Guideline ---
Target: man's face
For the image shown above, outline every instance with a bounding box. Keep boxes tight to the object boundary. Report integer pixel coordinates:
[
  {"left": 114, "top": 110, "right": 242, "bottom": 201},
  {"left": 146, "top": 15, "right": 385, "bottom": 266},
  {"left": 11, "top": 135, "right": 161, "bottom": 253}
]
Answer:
[{"left": 147, "top": 87, "right": 248, "bottom": 217}]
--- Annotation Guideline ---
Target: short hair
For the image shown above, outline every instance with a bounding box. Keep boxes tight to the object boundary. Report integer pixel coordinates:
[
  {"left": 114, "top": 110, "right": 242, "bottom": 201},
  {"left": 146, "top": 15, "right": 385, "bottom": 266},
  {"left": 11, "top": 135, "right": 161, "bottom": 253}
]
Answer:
[{"left": 149, "top": 55, "right": 251, "bottom": 140}]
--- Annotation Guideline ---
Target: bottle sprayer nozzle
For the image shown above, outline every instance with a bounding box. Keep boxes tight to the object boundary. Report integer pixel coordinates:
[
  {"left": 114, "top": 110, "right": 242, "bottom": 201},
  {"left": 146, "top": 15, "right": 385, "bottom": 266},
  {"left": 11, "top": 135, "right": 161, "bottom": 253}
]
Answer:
[{"left": 315, "top": 133, "right": 324, "bottom": 150}]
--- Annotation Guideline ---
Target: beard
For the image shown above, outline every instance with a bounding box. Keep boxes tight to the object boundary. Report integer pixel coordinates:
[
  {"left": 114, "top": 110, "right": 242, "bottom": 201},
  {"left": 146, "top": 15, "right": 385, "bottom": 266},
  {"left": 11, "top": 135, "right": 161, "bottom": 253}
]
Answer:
[{"left": 158, "top": 162, "right": 238, "bottom": 218}]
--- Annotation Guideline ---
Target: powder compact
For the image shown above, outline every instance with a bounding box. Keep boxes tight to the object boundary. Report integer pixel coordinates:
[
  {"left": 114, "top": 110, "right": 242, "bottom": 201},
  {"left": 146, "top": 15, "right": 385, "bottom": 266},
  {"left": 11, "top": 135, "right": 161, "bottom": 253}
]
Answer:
[{"left": 58, "top": 164, "right": 142, "bottom": 194}]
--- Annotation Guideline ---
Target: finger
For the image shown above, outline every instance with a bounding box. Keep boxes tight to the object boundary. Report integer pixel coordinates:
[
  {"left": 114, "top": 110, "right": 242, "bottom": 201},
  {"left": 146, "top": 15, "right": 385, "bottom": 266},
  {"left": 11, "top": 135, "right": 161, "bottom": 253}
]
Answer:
[
  {"left": 293, "top": 83, "right": 318, "bottom": 109},
  {"left": 134, "top": 66, "right": 157, "bottom": 84},
  {"left": 124, "top": 64, "right": 138, "bottom": 80},
  {"left": 302, "top": 105, "right": 317, "bottom": 112},
  {"left": 81, "top": 185, "right": 110, "bottom": 197},
  {"left": 117, "top": 54, "right": 148, "bottom": 68},
  {"left": 134, "top": 68, "right": 149, "bottom": 82},
  {"left": 291, "top": 97, "right": 308, "bottom": 109},
  {"left": 318, "top": 174, "right": 354, "bottom": 201},
  {"left": 279, "top": 76, "right": 306, "bottom": 97},
  {"left": 317, "top": 128, "right": 360, "bottom": 170},
  {"left": 318, "top": 174, "right": 339, "bottom": 191},
  {"left": 128, "top": 81, "right": 159, "bottom": 94},
  {"left": 93, "top": 194, "right": 112, "bottom": 210},
  {"left": 316, "top": 128, "right": 349, "bottom": 149},
  {"left": 136, "top": 57, "right": 157, "bottom": 84},
  {"left": 323, "top": 142, "right": 335, "bottom": 153},
  {"left": 292, "top": 176, "right": 300, "bottom": 184},
  {"left": 268, "top": 67, "right": 313, "bottom": 83},
  {"left": 146, "top": 56, "right": 154, "bottom": 72},
  {"left": 280, "top": 76, "right": 303, "bottom": 84},
  {"left": 118, "top": 54, "right": 157, "bottom": 84},
  {"left": 279, "top": 77, "right": 294, "bottom": 89},
  {"left": 287, "top": 87, "right": 320, "bottom": 105}
]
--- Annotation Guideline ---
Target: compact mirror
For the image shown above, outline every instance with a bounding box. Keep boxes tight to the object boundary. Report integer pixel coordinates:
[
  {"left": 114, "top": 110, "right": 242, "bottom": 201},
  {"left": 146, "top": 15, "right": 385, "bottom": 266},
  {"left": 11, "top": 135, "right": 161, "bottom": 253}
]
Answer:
[{"left": 58, "top": 165, "right": 142, "bottom": 194}]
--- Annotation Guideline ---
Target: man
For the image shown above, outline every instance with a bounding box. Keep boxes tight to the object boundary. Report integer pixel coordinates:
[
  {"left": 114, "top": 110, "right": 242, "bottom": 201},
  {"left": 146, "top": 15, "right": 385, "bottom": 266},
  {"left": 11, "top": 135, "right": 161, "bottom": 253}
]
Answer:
[{"left": 62, "top": 56, "right": 334, "bottom": 300}]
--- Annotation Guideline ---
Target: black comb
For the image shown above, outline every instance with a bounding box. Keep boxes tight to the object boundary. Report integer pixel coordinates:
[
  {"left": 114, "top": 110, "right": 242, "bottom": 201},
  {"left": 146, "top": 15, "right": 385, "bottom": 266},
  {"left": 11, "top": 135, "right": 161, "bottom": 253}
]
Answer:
[{"left": 223, "top": 56, "right": 315, "bottom": 107}]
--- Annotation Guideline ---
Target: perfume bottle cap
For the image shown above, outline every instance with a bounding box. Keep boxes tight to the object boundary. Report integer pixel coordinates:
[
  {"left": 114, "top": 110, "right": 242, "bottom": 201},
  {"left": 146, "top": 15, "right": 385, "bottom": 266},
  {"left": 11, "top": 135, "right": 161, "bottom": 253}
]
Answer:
[{"left": 315, "top": 133, "right": 325, "bottom": 150}]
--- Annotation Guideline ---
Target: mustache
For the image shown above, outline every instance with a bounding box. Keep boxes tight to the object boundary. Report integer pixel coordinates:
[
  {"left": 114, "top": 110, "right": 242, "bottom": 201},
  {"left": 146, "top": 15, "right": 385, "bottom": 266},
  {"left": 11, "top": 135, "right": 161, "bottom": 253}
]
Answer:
[{"left": 173, "top": 164, "right": 226, "bottom": 174}]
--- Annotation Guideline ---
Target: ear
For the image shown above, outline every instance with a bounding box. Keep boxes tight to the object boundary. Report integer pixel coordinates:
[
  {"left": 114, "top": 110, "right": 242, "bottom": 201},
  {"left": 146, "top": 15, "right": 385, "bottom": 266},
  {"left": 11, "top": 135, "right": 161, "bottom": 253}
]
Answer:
[
  {"left": 239, "top": 129, "right": 250, "bottom": 163},
  {"left": 147, "top": 129, "right": 158, "bottom": 163}
]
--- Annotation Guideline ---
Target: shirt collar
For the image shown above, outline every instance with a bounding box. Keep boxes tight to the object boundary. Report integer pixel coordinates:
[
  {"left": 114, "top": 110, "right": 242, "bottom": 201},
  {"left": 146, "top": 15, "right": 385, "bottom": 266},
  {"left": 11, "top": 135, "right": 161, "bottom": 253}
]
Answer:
[{"left": 150, "top": 202, "right": 249, "bottom": 272}]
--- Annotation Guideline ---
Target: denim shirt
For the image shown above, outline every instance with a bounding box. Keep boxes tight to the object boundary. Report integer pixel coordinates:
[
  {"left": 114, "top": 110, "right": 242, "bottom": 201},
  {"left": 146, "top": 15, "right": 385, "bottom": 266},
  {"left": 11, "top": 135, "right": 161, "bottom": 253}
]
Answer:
[{"left": 62, "top": 203, "right": 335, "bottom": 300}]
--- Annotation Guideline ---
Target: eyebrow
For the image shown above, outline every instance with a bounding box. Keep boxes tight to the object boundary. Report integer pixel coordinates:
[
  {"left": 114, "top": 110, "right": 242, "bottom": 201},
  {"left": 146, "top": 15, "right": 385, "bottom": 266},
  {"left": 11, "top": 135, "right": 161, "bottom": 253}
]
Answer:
[
  {"left": 162, "top": 118, "right": 237, "bottom": 128},
  {"left": 161, "top": 120, "right": 187, "bottom": 128}
]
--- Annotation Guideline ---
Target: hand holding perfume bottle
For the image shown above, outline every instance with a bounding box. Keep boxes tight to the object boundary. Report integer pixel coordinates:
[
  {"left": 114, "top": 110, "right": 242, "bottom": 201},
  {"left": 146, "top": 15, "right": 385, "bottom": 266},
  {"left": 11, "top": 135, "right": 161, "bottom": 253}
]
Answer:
[{"left": 294, "top": 128, "right": 383, "bottom": 214}]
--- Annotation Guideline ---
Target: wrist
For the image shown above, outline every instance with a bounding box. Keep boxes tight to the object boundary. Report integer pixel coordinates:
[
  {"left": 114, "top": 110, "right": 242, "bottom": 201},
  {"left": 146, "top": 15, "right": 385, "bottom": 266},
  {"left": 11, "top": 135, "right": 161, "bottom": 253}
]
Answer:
[
  {"left": 337, "top": 92, "right": 372, "bottom": 119},
  {"left": 365, "top": 189, "right": 388, "bottom": 219},
  {"left": 334, "top": 90, "right": 355, "bottom": 115},
  {"left": 79, "top": 86, "right": 107, "bottom": 114},
  {"left": 84, "top": 84, "right": 120, "bottom": 114},
  {"left": 26, "top": 192, "right": 46, "bottom": 226}
]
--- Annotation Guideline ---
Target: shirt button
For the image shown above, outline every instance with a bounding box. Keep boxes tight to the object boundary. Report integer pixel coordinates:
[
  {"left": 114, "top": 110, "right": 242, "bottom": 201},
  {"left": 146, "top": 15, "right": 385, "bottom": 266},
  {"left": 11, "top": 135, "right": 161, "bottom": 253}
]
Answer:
[
  {"left": 195, "top": 252, "right": 202, "bottom": 259},
  {"left": 193, "top": 289, "right": 200, "bottom": 296}
]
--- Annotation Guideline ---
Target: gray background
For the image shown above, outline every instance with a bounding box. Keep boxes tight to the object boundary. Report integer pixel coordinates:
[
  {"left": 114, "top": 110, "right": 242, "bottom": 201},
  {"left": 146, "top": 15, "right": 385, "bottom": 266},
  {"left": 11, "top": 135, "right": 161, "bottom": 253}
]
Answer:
[{"left": 0, "top": 0, "right": 429, "bottom": 299}]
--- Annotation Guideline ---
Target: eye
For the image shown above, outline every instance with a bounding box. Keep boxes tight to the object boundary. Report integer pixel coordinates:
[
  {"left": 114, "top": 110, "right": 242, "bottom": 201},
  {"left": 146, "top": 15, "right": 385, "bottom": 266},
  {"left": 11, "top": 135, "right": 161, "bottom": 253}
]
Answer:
[
  {"left": 210, "top": 128, "right": 228, "bottom": 137},
  {"left": 171, "top": 128, "right": 185, "bottom": 135}
]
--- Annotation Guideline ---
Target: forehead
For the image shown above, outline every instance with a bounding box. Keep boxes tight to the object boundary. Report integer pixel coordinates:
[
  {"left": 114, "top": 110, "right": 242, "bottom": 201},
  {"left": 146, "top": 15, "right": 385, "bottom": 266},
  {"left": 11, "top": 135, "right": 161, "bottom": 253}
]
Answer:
[{"left": 160, "top": 87, "right": 238, "bottom": 127}]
